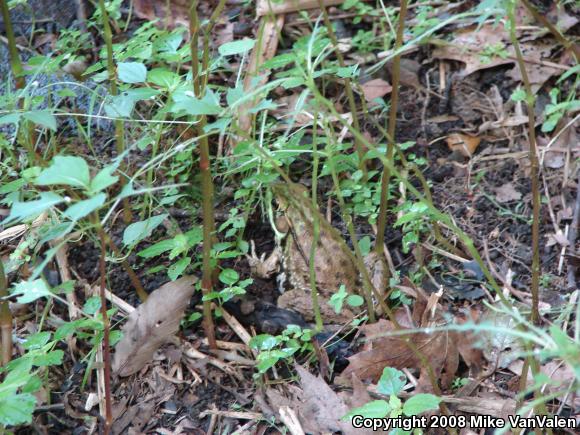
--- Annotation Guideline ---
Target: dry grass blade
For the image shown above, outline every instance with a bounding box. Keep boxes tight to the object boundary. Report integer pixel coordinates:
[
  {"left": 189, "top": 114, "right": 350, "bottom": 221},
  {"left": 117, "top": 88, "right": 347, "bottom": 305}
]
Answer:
[{"left": 112, "top": 275, "right": 197, "bottom": 376}]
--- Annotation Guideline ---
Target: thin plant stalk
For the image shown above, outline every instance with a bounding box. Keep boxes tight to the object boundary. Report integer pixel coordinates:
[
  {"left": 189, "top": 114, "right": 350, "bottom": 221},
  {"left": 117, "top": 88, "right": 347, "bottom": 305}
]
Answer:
[
  {"left": 316, "top": 0, "right": 367, "bottom": 180},
  {"left": 98, "top": 0, "right": 131, "bottom": 224},
  {"left": 0, "top": 260, "right": 12, "bottom": 366},
  {"left": 0, "top": 0, "right": 39, "bottom": 164},
  {"left": 375, "top": 0, "right": 408, "bottom": 254},
  {"left": 507, "top": 3, "right": 549, "bottom": 424},
  {"left": 189, "top": 0, "right": 217, "bottom": 350},
  {"left": 0, "top": 0, "right": 24, "bottom": 91},
  {"left": 97, "top": 225, "right": 113, "bottom": 434},
  {"left": 309, "top": 110, "right": 323, "bottom": 332}
]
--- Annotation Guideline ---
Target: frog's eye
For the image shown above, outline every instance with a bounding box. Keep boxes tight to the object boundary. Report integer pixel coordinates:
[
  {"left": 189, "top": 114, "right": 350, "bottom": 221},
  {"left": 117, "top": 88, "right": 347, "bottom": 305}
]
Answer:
[{"left": 275, "top": 216, "right": 290, "bottom": 234}]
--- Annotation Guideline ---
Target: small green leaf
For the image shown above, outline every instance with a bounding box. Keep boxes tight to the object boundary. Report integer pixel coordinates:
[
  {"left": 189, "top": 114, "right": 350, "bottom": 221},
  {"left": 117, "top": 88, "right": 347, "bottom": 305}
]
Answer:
[
  {"left": 0, "top": 113, "right": 22, "bottom": 125},
  {"left": 377, "top": 367, "right": 407, "bottom": 396},
  {"left": 11, "top": 279, "right": 53, "bottom": 304},
  {"left": 63, "top": 193, "right": 106, "bottom": 221},
  {"left": 249, "top": 334, "right": 279, "bottom": 351},
  {"left": 342, "top": 400, "right": 390, "bottom": 420},
  {"left": 167, "top": 257, "right": 190, "bottom": 280},
  {"left": 104, "top": 93, "right": 136, "bottom": 118},
  {"left": 138, "top": 239, "right": 176, "bottom": 258},
  {"left": 90, "top": 165, "right": 119, "bottom": 193},
  {"left": 122, "top": 214, "right": 168, "bottom": 246},
  {"left": 218, "top": 39, "right": 255, "bottom": 56},
  {"left": 346, "top": 294, "right": 364, "bottom": 307},
  {"left": 219, "top": 268, "right": 239, "bottom": 285},
  {"left": 36, "top": 156, "right": 90, "bottom": 189},
  {"left": 0, "top": 393, "right": 36, "bottom": 426},
  {"left": 83, "top": 296, "right": 102, "bottom": 315},
  {"left": 33, "top": 350, "right": 64, "bottom": 367},
  {"left": 22, "top": 332, "right": 51, "bottom": 350},
  {"left": 5, "top": 192, "right": 64, "bottom": 224},
  {"left": 171, "top": 91, "right": 222, "bottom": 116},
  {"left": 402, "top": 393, "right": 441, "bottom": 416},
  {"left": 148, "top": 68, "right": 180, "bottom": 88},
  {"left": 117, "top": 62, "right": 147, "bottom": 83},
  {"left": 23, "top": 110, "right": 57, "bottom": 131},
  {"left": 329, "top": 284, "right": 348, "bottom": 313}
]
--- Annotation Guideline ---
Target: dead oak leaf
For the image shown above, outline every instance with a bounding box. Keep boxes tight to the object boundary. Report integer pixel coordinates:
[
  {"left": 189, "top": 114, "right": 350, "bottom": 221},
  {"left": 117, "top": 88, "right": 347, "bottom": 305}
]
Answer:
[
  {"left": 133, "top": 0, "right": 190, "bottom": 28},
  {"left": 494, "top": 182, "right": 522, "bottom": 203},
  {"left": 112, "top": 275, "right": 197, "bottom": 377},
  {"left": 361, "top": 79, "right": 392, "bottom": 102}
]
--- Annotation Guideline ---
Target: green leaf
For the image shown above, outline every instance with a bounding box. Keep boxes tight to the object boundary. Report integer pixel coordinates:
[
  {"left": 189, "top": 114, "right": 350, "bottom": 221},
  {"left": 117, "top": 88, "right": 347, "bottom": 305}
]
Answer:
[
  {"left": 249, "top": 334, "right": 279, "bottom": 351},
  {"left": 22, "top": 332, "right": 51, "bottom": 350},
  {"left": 83, "top": 296, "right": 101, "bottom": 315},
  {"left": 33, "top": 350, "right": 64, "bottom": 367},
  {"left": 342, "top": 400, "right": 390, "bottom": 420},
  {"left": 117, "top": 62, "right": 147, "bottom": 83},
  {"left": 23, "top": 110, "right": 57, "bottom": 131},
  {"left": 218, "top": 39, "right": 255, "bottom": 56},
  {"left": 346, "top": 294, "right": 364, "bottom": 307},
  {"left": 148, "top": 68, "right": 180, "bottom": 88},
  {"left": 377, "top": 367, "right": 407, "bottom": 396},
  {"left": 0, "top": 113, "right": 22, "bottom": 125},
  {"left": 104, "top": 93, "right": 136, "bottom": 118},
  {"left": 170, "top": 90, "right": 222, "bottom": 116},
  {"left": 63, "top": 193, "right": 106, "bottom": 221},
  {"left": 328, "top": 284, "right": 347, "bottom": 313},
  {"left": 5, "top": 192, "right": 64, "bottom": 224},
  {"left": 89, "top": 165, "right": 119, "bottom": 194},
  {"left": 11, "top": 280, "right": 53, "bottom": 304},
  {"left": 358, "top": 235, "right": 371, "bottom": 256},
  {"left": 402, "top": 393, "right": 441, "bottom": 416},
  {"left": 36, "top": 156, "right": 90, "bottom": 189},
  {"left": 0, "top": 393, "right": 36, "bottom": 426},
  {"left": 167, "top": 257, "right": 190, "bottom": 280},
  {"left": 122, "top": 214, "right": 168, "bottom": 246},
  {"left": 138, "top": 239, "right": 176, "bottom": 258},
  {"left": 219, "top": 268, "right": 239, "bottom": 285}
]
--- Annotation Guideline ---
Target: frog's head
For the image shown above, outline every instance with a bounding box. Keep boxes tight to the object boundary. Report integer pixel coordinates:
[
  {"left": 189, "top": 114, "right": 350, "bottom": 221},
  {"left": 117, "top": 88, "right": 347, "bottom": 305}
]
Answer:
[
  {"left": 270, "top": 182, "right": 311, "bottom": 233},
  {"left": 271, "top": 182, "right": 309, "bottom": 207}
]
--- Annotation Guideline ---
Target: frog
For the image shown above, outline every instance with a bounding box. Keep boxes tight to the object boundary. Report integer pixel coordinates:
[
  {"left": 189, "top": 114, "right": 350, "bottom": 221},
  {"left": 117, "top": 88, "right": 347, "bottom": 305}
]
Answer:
[{"left": 247, "top": 182, "right": 387, "bottom": 323}]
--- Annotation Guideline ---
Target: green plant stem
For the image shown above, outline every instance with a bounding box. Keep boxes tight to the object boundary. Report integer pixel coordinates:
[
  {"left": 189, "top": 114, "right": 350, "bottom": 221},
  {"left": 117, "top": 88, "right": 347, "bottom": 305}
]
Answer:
[
  {"left": 0, "top": 260, "right": 12, "bottom": 366},
  {"left": 309, "top": 110, "right": 323, "bottom": 332},
  {"left": 316, "top": 0, "right": 368, "bottom": 180},
  {"left": 0, "top": 0, "right": 24, "bottom": 91},
  {"left": 97, "top": 225, "right": 113, "bottom": 434},
  {"left": 520, "top": 0, "right": 579, "bottom": 61},
  {"left": 189, "top": 0, "right": 217, "bottom": 351},
  {"left": 375, "top": 0, "right": 408, "bottom": 255},
  {"left": 98, "top": 0, "right": 131, "bottom": 224},
  {"left": 507, "top": 3, "right": 549, "bottom": 426}
]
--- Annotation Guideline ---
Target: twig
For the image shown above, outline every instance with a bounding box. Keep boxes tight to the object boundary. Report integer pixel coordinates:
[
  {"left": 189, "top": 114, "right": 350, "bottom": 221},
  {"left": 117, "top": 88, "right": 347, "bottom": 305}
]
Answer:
[{"left": 567, "top": 170, "right": 580, "bottom": 289}]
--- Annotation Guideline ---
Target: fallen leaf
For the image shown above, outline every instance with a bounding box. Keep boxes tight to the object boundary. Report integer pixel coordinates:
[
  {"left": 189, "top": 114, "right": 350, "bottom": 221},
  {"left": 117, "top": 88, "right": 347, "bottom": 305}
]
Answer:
[
  {"left": 294, "top": 365, "right": 370, "bottom": 435},
  {"left": 361, "top": 79, "right": 392, "bottom": 102},
  {"left": 112, "top": 275, "right": 197, "bottom": 376},
  {"left": 339, "top": 283, "right": 460, "bottom": 392},
  {"left": 494, "top": 182, "right": 522, "bottom": 203},
  {"left": 256, "top": 0, "right": 344, "bottom": 16},
  {"left": 133, "top": 0, "right": 190, "bottom": 28},
  {"left": 445, "top": 133, "right": 481, "bottom": 157}
]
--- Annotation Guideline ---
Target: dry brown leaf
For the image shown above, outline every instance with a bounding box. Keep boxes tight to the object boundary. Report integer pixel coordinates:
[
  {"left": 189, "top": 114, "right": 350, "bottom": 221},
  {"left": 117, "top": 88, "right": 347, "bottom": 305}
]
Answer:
[
  {"left": 294, "top": 365, "right": 370, "bottom": 435},
  {"left": 494, "top": 182, "right": 522, "bottom": 203},
  {"left": 361, "top": 79, "right": 392, "bottom": 102},
  {"left": 445, "top": 133, "right": 481, "bottom": 157},
  {"left": 133, "top": 0, "right": 190, "bottom": 28},
  {"left": 112, "top": 275, "right": 197, "bottom": 377},
  {"left": 339, "top": 283, "right": 461, "bottom": 392},
  {"left": 256, "top": 0, "right": 343, "bottom": 16}
]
